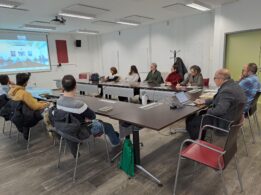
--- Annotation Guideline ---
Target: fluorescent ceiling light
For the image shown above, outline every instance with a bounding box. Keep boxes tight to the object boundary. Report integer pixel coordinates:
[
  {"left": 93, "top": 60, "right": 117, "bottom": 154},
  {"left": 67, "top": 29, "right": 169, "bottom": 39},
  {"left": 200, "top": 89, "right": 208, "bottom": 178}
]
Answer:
[
  {"left": 59, "top": 11, "right": 95, "bottom": 20},
  {"left": 0, "top": 3, "right": 14, "bottom": 8},
  {"left": 186, "top": 2, "right": 211, "bottom": 11},
  {"left": 77, "top": 30, "right": 99, "bottom": 35},
  {"left": 116, "top": 20, "right": 140, "bottom": 26},
  {"left": 23, "top": 24, "right": 56, "bottom": 31},
  {"left": 0, "top": 0, "right": 21, "bottom": 8}
]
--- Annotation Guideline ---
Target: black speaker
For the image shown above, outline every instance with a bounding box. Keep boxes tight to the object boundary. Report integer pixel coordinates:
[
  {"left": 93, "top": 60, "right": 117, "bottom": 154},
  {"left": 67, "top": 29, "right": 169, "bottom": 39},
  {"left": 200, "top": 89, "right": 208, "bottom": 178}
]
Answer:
[{"left": 75, "top": 40, "right": 81, "bottom": 47}]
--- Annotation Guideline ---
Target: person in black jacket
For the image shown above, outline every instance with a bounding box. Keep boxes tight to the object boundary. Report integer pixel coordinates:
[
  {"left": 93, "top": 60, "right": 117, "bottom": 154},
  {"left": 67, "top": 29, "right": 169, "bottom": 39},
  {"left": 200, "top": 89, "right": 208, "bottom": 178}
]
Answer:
[{"left": 186, "top": 69, "right": 246, "bottom": 140}]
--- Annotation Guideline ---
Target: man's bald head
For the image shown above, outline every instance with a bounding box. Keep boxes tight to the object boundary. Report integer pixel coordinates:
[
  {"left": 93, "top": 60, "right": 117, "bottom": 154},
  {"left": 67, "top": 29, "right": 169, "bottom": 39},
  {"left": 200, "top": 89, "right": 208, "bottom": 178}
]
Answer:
[
  {"left": 214, "top": 69, "right": 231, "bottom": 87},
  {"left": 215, "top": 69, "right": 231, "bottom": 80}
]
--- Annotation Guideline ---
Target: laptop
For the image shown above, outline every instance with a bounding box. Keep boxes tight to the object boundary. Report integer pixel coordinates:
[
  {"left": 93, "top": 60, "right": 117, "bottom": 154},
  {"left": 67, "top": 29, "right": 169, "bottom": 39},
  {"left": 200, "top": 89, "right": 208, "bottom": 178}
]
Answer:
[{"left": 175, "top": 92, "right": 196, "bottom": 106}]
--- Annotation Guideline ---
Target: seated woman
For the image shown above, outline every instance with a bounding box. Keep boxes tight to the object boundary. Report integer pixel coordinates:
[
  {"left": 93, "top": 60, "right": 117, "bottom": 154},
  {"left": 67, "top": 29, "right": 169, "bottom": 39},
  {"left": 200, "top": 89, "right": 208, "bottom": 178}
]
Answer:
[
  {"left": 119, "top": 65, "right": 141, "bottom": 102},
  {"left": 165, "top": 64, "right": 182, "bottom": 86},
  {"left": 125, "top": 65, "right": 141, "bottom": 82},
  {"left": 106, "top": 67, "right": 120, "bottom": 82},
  {"left": 177, "top": 65, "right": 203, "bottom": 87}
]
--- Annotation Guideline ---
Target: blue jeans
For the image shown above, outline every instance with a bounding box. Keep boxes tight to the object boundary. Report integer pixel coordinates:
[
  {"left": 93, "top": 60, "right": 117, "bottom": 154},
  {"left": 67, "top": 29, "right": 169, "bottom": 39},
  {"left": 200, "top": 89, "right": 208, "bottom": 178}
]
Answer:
[{"left": 91, "top": 120, "right": 120, "bottom": 145}]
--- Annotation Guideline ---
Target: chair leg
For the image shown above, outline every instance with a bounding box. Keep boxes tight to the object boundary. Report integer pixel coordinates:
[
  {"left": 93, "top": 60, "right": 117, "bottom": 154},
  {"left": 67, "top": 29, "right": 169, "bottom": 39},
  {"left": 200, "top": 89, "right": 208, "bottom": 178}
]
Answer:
[
  {"left": 27, "top": 128, "right": 31, "bottom": 152},
  {"left": 241, "top": 127, "right": 249, "bottom": 156},
  {"left": 102, "top": 126, "right": 110, "bottom": 162},
  {"left": 173, "top": 154, "right": 182, "bottom": 195},
  {"left": 234, "top": 155, "right": 243, "bottom": 192},
  {"left": 9, "top": 122, "right": 12, "bottom": 138},
  {"left": 247, "top": 114, "right": 256, "bottom": 144},
  {"left": 219, "top": 169, "right": 228, "bottom": 195},
  {"left": 254, "top": 112, "right": 261, "bottom": 136},
  {"left": 57, "top": 137, "right": 63, "bottom": 168},
  {"left": 192, "top": 162, "right": 199, "bottom": 180},
  {"left": 2, "top": 119, "right": 5, "bottom": 135},
  {"left": 63, "top": 142, "right": 67, "bottom": 155},
  {"left": 73, "top": 143, "right": 80, "bottom": 182}
]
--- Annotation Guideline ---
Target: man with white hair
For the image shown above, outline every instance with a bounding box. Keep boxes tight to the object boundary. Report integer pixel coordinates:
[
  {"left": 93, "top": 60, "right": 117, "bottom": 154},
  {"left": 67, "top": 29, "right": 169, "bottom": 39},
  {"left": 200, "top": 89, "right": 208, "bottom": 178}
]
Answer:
[
  {"left": 145, "top": 63, "right": 164, "bottom": 84},
  {"left": 186, "top": 68, "right": 246, "bottom": 140}
]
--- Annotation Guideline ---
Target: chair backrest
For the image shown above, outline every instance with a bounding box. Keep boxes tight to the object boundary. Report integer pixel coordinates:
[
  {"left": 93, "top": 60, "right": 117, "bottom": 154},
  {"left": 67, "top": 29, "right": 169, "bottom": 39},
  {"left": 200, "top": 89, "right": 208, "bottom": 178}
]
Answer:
[
  {"left": 248, "top": 91, "right": 261, "bottom": 115},
  {"left": 223, "top": 123, "right": 242, "bottom": 168},
  {"left": 203, "top": 78, "right": 210, "bottom": 87}
]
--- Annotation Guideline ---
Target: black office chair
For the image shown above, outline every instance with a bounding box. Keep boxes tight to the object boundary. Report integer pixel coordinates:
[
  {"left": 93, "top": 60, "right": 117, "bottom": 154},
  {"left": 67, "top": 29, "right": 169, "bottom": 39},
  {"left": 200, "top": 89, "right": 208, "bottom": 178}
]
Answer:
[
  {"left": 55, "top": 124, "right": 110, "bottom": 182},
  {"left": 243, "top": 91, "right": 261, "bottom": 144}
]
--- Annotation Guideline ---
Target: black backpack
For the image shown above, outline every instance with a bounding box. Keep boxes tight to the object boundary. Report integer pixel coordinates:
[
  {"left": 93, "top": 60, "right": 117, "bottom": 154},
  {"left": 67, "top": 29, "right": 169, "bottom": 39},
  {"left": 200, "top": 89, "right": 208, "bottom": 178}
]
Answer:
[{"left": 90, "top": 73, "right": 100, "bottom": 82}]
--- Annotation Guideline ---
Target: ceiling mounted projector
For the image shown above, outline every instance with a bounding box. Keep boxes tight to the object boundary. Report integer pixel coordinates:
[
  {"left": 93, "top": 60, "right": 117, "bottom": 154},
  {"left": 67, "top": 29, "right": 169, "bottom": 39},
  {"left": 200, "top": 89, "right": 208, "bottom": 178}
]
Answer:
[{"left": 50, "top": 16, "right": 66, "bottom": 25}]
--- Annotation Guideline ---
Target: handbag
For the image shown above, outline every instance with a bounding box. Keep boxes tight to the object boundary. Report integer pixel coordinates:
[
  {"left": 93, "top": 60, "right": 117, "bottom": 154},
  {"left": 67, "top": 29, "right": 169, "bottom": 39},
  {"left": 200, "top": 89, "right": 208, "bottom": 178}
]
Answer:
[{"left": 118, "top": 138, "right": 135, "bottom": 177}]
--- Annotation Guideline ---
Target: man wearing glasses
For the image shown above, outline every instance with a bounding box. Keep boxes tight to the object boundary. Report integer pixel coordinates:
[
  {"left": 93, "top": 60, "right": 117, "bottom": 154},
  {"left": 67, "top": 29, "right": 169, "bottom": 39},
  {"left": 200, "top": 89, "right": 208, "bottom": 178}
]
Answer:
[{"left": 185, "top": 69, "right": 246, "bottom": 140}]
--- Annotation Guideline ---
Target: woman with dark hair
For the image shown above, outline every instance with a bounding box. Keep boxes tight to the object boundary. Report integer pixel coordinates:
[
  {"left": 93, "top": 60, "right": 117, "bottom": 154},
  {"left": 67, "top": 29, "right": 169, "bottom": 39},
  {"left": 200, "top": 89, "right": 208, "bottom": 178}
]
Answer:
[
  {"left": 178, "top": 65, "right": 203, "bottom": 87},
  {"left": 106, "top": 67, "right": 120, "bottom": 82},
  {"left": 165, "top": 64, "right": 182, "bottom": 86},
  {"left": 125, "top": 65, "right": 141, "bottom": 82}
]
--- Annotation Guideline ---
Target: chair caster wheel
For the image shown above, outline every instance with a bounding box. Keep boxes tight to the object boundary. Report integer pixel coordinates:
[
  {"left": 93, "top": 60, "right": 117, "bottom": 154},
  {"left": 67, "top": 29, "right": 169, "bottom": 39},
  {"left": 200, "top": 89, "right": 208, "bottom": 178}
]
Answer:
[{"left": 158, "top": 183, "right": 163, "bottom": 187}]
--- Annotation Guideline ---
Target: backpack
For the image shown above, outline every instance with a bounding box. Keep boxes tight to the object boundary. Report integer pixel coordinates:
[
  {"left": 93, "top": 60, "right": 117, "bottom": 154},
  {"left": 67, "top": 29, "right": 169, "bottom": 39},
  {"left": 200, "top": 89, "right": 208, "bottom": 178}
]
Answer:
[{"left": 90, "top": 73, "right": 100, "bottom": 82}]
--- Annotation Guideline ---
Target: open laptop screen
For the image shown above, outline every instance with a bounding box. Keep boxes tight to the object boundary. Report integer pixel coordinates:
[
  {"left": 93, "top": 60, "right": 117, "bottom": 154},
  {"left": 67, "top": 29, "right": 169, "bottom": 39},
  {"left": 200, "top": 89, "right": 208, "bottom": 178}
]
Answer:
[{"left": 175, "top": 92, "right": 189, "bottom": 103}]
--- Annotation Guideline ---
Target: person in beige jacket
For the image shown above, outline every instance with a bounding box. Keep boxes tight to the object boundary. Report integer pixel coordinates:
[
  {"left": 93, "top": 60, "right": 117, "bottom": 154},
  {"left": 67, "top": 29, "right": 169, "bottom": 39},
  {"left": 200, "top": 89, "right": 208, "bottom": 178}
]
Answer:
[{"left": 8, "top": 73, "right": 49, "bottom": 111}]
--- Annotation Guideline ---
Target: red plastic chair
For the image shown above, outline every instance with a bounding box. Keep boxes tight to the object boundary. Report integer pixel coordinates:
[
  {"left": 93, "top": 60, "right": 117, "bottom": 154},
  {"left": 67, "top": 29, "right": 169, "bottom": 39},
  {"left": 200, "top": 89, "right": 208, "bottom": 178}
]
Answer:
[
  {"left": 203, "top": 78, "right": 210, "bottom": 87},
  {"left": 173, "top": 123, "right": 243, "bottom": 195}
]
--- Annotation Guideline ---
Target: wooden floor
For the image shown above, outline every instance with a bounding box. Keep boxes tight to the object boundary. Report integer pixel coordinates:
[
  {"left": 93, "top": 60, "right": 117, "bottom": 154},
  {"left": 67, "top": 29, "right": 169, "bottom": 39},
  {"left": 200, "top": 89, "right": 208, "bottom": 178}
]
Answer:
[{"left": 0, "top": 108, "right": 261, "bottom": 195}]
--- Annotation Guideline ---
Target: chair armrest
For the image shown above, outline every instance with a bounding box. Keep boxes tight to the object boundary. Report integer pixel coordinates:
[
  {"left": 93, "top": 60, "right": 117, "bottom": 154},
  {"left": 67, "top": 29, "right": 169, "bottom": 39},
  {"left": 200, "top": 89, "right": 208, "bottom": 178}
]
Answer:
[
  {"left": 180, "top": 139, "right": 226, "bottom": 155},
  {"left": 201, "top": 114, "right": 233, "bottom": 127},
  {"left": 198, "top": 124, "right": 229, "bottom": 140}
]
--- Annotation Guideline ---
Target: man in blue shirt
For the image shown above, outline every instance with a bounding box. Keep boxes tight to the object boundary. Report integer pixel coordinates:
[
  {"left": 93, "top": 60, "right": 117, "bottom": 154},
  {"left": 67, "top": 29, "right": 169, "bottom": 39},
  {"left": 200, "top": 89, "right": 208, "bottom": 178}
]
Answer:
[{"left": 239, "top": 63, "right": 261, "bottom": 112}]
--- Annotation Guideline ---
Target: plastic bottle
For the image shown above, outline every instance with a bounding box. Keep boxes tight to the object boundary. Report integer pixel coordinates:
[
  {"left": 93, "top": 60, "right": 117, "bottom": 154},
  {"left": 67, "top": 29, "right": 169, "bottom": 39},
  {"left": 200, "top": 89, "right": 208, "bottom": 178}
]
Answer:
[{"left": 141, "top": 92, "right": 148, "bottom": 105}]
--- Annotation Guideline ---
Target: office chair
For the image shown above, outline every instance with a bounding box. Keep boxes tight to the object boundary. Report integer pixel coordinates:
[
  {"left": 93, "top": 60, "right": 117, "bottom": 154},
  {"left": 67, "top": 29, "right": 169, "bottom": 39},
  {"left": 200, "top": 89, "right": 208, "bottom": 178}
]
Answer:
[{"left": 173, "top": 123, "right": 243, "bottom": 195}]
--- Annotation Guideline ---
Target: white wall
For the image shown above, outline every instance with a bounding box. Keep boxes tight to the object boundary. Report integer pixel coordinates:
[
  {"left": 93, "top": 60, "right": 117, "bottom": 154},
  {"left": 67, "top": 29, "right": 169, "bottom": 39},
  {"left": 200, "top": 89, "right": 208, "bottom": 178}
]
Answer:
[
  {"left": 97, "top": 12, "right": 214, "bottom": 81},
  {"left": 212, "top": 0, "right": 261, "bottom": 79},
  {"left": 9, "top": 0, "right": 261, "bottom": 88}
]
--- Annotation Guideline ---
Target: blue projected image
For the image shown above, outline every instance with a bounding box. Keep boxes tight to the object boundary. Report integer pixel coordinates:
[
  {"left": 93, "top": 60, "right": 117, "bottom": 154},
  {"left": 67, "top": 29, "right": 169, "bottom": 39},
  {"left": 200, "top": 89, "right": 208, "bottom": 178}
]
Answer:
[{"left": 0, "top": 39, "right": 51, "bottom": 73}]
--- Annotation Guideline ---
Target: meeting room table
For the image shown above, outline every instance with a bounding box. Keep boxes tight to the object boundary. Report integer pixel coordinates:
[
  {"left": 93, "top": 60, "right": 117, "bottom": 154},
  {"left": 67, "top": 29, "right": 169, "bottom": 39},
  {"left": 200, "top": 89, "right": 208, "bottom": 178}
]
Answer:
[{"left": 32, "top": 87, "right": 206, "bottom": 186}]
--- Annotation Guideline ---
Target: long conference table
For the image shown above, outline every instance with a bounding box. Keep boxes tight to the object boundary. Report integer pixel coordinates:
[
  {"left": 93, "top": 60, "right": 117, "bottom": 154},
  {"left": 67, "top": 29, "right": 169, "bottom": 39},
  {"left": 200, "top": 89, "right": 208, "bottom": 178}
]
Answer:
[
  {"left": 32, "top": 87, "right": 205, "bottom": 186},
  {"left": 54, "top": 79, "right": 192, "bottom": 101}
]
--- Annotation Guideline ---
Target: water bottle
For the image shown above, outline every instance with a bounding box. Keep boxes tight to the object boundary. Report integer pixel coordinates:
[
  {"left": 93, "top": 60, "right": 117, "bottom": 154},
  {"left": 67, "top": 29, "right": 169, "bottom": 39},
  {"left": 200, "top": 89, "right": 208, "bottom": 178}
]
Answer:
[{"left": 141, "top": 91, "right": 148, "bottom": 105}]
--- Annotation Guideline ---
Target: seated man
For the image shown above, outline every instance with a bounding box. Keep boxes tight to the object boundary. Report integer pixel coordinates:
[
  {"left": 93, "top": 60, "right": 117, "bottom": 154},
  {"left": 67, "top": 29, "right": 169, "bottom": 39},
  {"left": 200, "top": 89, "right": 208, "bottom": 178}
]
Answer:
[
  {"left": 186, "top": 69, "right": 246, "bottom": 140},
  {"left": 8, "top": 73, "right": 49, "bottom": 139},
  {"left": 239, "top": 63, "right": 261, "bottom": 113},
  {"left": 145, "top": 63, "right": 164, "bottom": 85},
  {"left": 8, "top": 73, "right": 49, "bottom": 110},
  {"left": 0, "top": 74, "right": 12, "bottom": 108},
  {"left": 0, "top": 74, "right": 13, "bottom": 95},
  {"left": 57, "top": 75, "right": 120, "bottom": 157}
]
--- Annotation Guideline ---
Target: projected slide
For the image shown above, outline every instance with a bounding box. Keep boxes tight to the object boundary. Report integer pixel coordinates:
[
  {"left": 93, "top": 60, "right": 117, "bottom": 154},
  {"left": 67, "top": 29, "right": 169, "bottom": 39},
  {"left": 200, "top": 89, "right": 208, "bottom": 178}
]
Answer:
[{"left": 0, "top": 34, "right": 51, "bottom": 73}]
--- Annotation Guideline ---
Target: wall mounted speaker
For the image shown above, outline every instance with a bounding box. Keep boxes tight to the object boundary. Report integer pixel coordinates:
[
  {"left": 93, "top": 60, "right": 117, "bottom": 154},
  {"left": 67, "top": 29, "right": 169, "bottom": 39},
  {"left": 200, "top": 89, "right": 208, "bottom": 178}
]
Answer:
[{"left": 76, "top": 40, "right": 81, "bottom": 47}]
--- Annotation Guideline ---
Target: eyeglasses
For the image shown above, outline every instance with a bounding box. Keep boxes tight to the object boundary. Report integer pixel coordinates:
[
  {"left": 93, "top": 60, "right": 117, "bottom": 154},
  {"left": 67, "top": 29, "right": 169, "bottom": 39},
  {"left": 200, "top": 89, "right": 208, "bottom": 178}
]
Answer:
[{"left": 214, "top": 77, "right": 223, "bottom": 80}]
